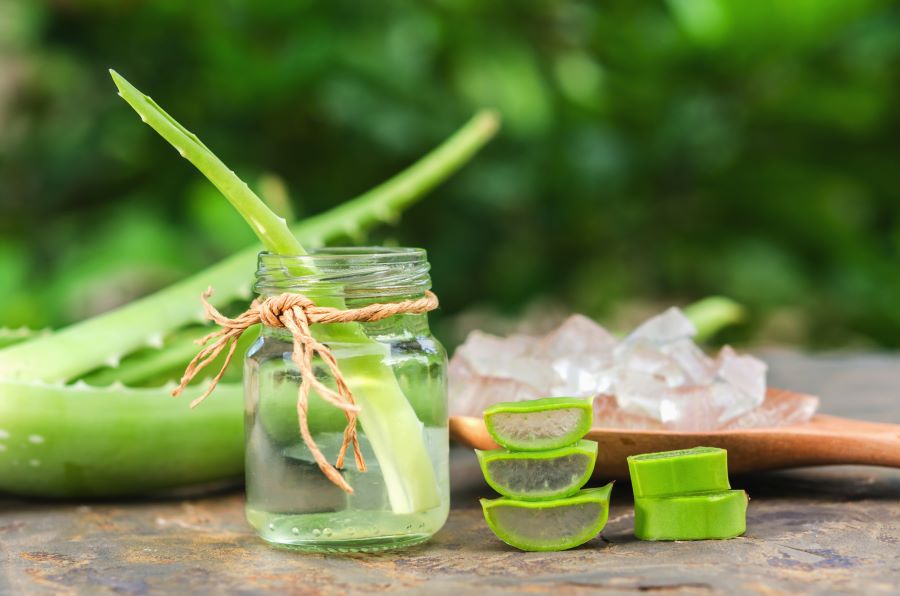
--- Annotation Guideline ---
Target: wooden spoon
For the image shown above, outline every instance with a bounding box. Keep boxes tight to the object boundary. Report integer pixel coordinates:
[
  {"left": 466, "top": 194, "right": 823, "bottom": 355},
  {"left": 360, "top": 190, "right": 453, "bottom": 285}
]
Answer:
[{"left": 449, "top": 388, "right": 900, "bottom": 478}]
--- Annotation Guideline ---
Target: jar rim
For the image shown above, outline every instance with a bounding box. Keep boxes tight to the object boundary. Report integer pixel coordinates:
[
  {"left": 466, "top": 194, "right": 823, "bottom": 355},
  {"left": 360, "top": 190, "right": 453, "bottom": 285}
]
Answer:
[
  {"left": 259, "top": 246, "right": 426, "bottom": 263},
  {"left": 255, "top": 246, "right": 431, "bottom": 299}
]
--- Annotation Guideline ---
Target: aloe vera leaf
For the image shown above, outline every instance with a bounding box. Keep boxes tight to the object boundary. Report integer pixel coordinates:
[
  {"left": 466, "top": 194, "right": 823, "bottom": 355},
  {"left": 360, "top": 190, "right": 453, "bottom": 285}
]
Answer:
[
  {"left": 634, "top": 490, "right": 748, "bottom": 541},
  {"left": 627, "top": 447, "right": 731, "bottom": 498},
  {"left": 0, "top": 372, "right": 390, "bottom": 499},
  {"left": 0, "top": 375, "right": 354, "bottom": 498},
  {"left": 112, "top": 70, "right": 429, "bottom": 510},
  {"left": 0, "top": 105, "right": 499, "bottom": 383},
  {"left": 480, "top": 483, "right": 613, "bottom": 552},
  {"left": 80, "top": 327, "right": 257, "bottom": 387},
  {"left": 0, "top": 379, "right": 243, "bottom": 497},
  {"left": 110, "top": 71, "right": 304, "bottom": 257},
  {"left": 79, "top": 327, "right": 212, "bottom": 386},
  {"left": 683, "top": 296, "right": 746, "bottom": 342},
  {"left": 258, "top": 173, "right": 295, "bottom": 223},
  {"left": 107, "top": 71, "right": 490, "bottom": 513},
  {"left": 0, "top": 327, "right": 48, "bottom": 349},
  {"left": 476, "top": 439, "right": 598, "bottom": 501},
  {"left": 484, "top": 396, "right": 595, "bottom": 451}
]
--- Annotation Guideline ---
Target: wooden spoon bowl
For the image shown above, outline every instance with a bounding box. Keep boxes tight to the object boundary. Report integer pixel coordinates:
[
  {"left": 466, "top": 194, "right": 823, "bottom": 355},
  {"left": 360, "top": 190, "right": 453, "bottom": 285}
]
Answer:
[{"left": 449, "top": 388, "right": 900, "bottom": 478}]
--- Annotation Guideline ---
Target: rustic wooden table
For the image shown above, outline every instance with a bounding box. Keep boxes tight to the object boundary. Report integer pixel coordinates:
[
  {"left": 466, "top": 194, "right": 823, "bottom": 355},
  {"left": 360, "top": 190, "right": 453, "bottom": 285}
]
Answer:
[{"left": 2, "top": 350, "right": 899, "bottom": 595}]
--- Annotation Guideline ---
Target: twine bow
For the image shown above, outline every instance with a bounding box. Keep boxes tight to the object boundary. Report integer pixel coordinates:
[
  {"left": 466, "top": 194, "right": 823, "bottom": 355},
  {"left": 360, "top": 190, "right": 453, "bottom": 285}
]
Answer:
[{"left": 172, "top": 287, "right": 439, "bottom": 493}]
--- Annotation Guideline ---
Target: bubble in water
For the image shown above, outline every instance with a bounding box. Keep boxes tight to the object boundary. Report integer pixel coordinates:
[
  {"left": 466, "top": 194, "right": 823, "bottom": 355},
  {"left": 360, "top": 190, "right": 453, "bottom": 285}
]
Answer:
[
  {"left": 312, "top": 529, "right": 322, "bottom": 537},
  {"left": 323, "top": 528, "right": 333, "bottom": 537},
  {"left": 268, "top": 523, "right": 275, "bottom": 531},
  {"left": 291, "top": 527, "right": 300, "bottom": 536}
]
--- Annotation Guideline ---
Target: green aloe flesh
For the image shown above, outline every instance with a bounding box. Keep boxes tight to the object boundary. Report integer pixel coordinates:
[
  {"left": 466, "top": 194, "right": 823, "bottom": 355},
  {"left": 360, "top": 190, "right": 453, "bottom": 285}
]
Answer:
[
  {"left": 0, "top": 71, "right": 498, "bottom": 499},
  {"left": 483, "top": 396, "right": 594, "bottom": 451},
  {"left": 476, "top": 439, "right": 598, "bottom": 500},
  {"left": 480, "top": 483, "right": 613, "bottom": 552},
  {"left": 633, "top": 490, "right": 748, "bottom": 541},
  {"left": 627, "top": 447, "right": 730, "bottom": 498}
]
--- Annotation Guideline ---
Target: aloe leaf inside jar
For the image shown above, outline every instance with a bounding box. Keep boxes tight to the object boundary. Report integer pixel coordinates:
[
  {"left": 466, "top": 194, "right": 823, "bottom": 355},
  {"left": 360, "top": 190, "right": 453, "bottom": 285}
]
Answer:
[{"left": 244, "top": 249, "right": 450, "bottom": 552}]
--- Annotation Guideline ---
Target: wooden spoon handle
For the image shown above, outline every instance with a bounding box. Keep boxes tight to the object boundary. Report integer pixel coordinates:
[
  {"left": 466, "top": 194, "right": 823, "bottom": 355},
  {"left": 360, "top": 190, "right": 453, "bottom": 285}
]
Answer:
[
  {"left": 588, "top": 415, "right": 900, "bottom": 477},
  {"left": 732, "top": 415, "right": 900, "bottom": 469},
  {"left": 451, "top": 413, "right": 900, "bottom": 477}
]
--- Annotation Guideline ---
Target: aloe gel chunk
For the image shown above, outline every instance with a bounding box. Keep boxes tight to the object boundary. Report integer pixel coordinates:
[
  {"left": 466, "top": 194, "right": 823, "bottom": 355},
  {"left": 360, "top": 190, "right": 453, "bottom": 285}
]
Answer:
[
  {"left": 483, "top": 396, "right": 594, "bottom": 451},
  {"left": 634, "top": 490, "right": 747, "bottom": 541},
  {"left": 480, "top": 483, "right": 613, "bottom": 551},
  {"left": 627, "top": 447, "right": 730, "bottom": 498},
  {"left": 476, "top": 440, "right": 598, "bottom": 500}
]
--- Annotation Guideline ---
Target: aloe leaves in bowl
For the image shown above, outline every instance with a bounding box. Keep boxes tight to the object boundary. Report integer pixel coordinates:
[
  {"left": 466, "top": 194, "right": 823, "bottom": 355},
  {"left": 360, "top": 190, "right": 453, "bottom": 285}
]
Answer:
[
  {"left": 484, "top": 396, "right": 595, "bottom": 451},
  {"left": 480, "top": 483, "right": 613, "bottom": 552},
  {"left": 476, "top": 439, "right": 598, "bottom": 500}
]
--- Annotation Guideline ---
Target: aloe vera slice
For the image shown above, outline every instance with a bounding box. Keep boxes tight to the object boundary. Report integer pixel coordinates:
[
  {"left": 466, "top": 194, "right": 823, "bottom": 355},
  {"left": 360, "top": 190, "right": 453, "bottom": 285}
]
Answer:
[
  {"left": 480, "top": 483, "right": 613, "bottom": 551},
  {"left": 476, "top": 440, "right": 598, "bottom": 500},
  {"left": 483, "top": 396, "right": 594, "bottom": 451},
  {"left": 627, "top": 447, "right": 730, "bottom": 498},
  {"left": 634, "top": 490, "right": 747, "bottom": 541}
]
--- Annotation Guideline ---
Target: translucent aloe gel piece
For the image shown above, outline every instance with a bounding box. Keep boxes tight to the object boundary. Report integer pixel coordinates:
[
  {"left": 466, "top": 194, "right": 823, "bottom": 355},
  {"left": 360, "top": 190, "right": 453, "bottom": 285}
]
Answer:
[
  {"left": 634, "top": 490, "right": 748, "bottom": 541},
  {"left": 476, "top": 440, "right": 598, "bottom": 500},
  {"left": 480, "top": 483, "right": 613, "bottom": 552},
  {"left": 483, "top": 396, "right": 594, "bottom": 451},
  {"left": 627, "top": 447, "right": 730, "bottom": 498}
]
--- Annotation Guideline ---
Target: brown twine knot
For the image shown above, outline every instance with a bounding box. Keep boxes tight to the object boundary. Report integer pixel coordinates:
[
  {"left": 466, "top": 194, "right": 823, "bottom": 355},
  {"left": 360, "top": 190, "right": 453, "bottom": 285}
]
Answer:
[{"left": 172, "top": 287, "right": 439, "bottom": 493}]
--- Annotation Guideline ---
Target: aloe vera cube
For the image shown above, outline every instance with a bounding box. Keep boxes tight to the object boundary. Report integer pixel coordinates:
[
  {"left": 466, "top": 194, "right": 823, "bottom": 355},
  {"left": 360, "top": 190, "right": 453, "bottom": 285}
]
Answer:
[
  {"left": 480, "top": 483, "right": 613, "bottom": 551},
  {"left": 634, "top": 490, "right": 747, "bottom": 541},
  {"left": 476, "top": 440, "right": 598, "bottom": 500},
  {"left": 627, "top": 447, "right": 730, "bottom": 498},
  {"left": 483, "top": 396, "right": 594, "bottom": 451}
]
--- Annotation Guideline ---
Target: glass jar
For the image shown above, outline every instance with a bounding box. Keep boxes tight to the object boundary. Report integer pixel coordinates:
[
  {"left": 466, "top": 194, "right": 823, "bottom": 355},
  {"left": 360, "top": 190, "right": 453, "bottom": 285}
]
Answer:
[{"left": 243, "top": 247, "right": 449, "bottom": 552}]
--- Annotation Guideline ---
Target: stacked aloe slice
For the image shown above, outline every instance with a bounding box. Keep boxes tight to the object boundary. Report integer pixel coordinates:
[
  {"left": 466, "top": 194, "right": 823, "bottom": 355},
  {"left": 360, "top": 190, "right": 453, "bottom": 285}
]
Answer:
[
  {"left": 477, "top": 397, "right": 612, "bottom": 551},
  {"left": 628, "top": 447, "right": 747, "bottom": 540}
]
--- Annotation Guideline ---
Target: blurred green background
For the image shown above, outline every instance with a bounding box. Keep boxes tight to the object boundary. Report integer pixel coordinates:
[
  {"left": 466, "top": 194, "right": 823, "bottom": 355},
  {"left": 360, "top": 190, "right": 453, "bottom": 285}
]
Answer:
[{"left": 1, "top": 0, "right": 899, "bottom": 349}]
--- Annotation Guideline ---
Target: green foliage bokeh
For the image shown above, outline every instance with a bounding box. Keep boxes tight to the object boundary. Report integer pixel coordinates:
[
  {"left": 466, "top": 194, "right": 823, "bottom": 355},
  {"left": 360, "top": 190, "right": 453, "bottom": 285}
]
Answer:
[{"left": 1, "top": 0, "right": 899, "bottom": 348}]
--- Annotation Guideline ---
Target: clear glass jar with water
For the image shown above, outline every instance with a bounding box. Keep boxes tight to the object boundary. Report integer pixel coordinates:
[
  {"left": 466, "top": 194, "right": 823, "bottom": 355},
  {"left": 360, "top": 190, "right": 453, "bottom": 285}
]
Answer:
[{"left": 244, "top": 248, "right": 449, "bottom": 552}]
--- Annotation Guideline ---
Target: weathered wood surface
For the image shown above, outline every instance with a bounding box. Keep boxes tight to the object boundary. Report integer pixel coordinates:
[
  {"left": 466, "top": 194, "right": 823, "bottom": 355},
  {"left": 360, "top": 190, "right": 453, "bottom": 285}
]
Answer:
[{"left": 2, "top": 350, "right": 899, "bottom": 595}]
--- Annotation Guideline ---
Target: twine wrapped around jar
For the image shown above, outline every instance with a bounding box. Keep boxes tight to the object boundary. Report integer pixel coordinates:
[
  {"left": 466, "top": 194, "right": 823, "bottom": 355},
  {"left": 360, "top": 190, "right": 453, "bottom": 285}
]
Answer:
[{"left": 172, "top": 287, "right": 439, "bottom": 493}]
